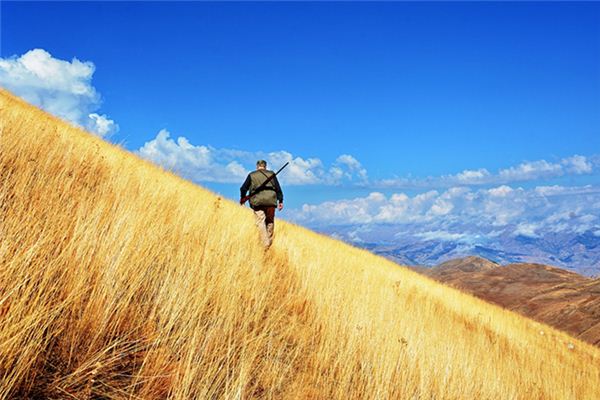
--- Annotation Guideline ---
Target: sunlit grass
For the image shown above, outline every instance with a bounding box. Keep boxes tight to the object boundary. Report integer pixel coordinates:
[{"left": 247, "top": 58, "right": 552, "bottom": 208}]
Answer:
[{"left": 1, "top": 88, "right": 599, "bottom": 399}]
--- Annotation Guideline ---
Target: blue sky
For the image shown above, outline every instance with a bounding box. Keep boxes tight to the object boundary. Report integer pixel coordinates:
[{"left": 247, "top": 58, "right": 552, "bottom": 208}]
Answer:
[{"left": 1, "top": 1, "right": 599, "bottom": 242}]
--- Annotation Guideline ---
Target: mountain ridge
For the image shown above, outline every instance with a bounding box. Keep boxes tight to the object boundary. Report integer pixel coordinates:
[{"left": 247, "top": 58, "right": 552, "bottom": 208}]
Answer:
[
  {"left": 417, "top": 256, "right": 600, "bottom": 346},
  {"left": 319, "top": 224, "right": 600, "bottom": 277}
]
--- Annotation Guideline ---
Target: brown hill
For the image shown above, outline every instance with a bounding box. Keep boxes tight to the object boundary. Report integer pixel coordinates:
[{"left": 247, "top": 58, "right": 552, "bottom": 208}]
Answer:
[{"left": 421, "top": 257, "right": 600, "bottom": 346}]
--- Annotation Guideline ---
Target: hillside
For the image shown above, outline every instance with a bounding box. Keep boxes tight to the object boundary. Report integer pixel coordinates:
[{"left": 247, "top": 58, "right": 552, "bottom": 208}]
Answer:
[
  {"left": 419, "top": 256, "right": 600, "bottom": 347},
  {"left": 1, "top": 88, "right": 600, "bottom": 399}
]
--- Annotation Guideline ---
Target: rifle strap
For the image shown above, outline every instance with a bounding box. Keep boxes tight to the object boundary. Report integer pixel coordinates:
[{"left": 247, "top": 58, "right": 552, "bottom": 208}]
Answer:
[
  {"left": 259, "top": 170, "right": 273, "bottom": 181},
  {"left": 253, "top": 170, "right": 275, "bottom": 194}
]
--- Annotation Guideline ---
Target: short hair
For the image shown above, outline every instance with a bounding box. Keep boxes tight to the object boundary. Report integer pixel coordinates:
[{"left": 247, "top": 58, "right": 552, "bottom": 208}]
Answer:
[{"left": 256, "top": 160, "right": 267, "bottom": 167}]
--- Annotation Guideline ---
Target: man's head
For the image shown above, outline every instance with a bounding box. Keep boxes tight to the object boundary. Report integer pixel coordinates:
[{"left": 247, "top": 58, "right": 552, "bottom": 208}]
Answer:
[{"left": 256, "top": 160, "right": 267, "bottom": 170}]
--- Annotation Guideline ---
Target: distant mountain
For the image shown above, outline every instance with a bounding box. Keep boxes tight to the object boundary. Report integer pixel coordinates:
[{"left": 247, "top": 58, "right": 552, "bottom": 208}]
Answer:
[
  {"left": 415, "top": 256, "right": 600, "bottom": 346},
  {"left": 428, "top": 255, "right": 499, "bottom": 274},
  {"left": 318, "top": 224, "right": 600, "bottom": 277}
]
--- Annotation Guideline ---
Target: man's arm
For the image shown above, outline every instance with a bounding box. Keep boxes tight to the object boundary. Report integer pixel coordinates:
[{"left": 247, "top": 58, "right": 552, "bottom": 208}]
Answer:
[
  {"left": 240, "top": 174, "right": 251, "bottom": 202},
  {"left": 272, "top": 175, "right": 284, "bottom": 210}
]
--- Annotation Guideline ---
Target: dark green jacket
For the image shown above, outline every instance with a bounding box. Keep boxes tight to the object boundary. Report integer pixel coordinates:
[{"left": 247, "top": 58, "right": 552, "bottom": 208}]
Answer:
[{"left": 240, "top": 169, "right": 284, "bottom": 208}]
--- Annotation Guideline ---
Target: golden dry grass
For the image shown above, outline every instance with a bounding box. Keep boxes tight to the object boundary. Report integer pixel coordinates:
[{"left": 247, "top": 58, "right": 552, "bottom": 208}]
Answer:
[{"left": 1, "top": 88, "right": 599, "bottom": 399}]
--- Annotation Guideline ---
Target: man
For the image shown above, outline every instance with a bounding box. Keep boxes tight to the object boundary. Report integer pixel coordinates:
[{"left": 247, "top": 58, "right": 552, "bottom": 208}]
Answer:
[{"left": 240, "top": 160, "right": 284, "bottom": 248}]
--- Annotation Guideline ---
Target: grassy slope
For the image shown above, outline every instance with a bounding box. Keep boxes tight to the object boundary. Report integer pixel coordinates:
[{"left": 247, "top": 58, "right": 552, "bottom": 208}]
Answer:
[{"left": 1, "top": 89, "right": 599, "bottom": 399}]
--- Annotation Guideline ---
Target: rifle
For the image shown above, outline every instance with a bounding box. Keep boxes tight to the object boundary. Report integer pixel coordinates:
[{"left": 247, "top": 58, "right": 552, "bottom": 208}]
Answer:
[{"left": 240, "top": 162, "right": 289, "bottom": 205}]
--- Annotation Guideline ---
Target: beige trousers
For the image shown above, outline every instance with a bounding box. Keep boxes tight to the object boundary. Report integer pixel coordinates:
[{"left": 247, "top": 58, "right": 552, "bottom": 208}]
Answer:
[{"left": 253, "top": 206, "right": 275, "bottom": 247}]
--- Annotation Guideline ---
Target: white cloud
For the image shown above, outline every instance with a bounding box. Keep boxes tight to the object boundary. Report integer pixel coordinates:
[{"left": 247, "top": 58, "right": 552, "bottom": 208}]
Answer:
[
  {"left": 534, "top": 184, "right": 600, "bottom": 197},
  {"left": 88, "top": 113, "right": 118, "bottom": 137},
  {"left": 265, "top": 151, "right": 325, "bottom": 185},
  {"left": 428, "top": 198, "right": 454, "bottom": 216},
  {"left": 136, "top": 129, "right": 368, "bottom": 186},
  {"left": 488, "top": 185, "right": 513, "bottom": 197},
  {"left": 535, "top": 185, "right": 567, "bottom": 196},
  {"left": 415, "top": 231, "right": 471, "bottom": 242},
  {"left": 498, "top": 159, "right": 562, "bottom": 181},
  {"left": 0, "top": 49, "right": 118, "bottom": 138},
  {"left": 136, "top": 129, "right": 246, "bottom": 183},
  {"left": 562, "top": 155, "right": 593, "bottom": 174},
  {"left": 289, "top": 184, "right": 600, "bottom": 240},
  {"left": 375, "top": 155, "right": 596, "bottom": 189},
  {"left": 513, "top": 223, "right": 540, "bottom": 238},
  {"left": 455, "top": 168, "right": 491, "bottom": 183},
  {"left": 335, "top": 154, "right": 368, "bottom": 181},
  {"left": 291, "top": 190, "right": 444, "bottom": 225},
  {"left": 299, "top": 192, "right": 386, "bottom": 225}
]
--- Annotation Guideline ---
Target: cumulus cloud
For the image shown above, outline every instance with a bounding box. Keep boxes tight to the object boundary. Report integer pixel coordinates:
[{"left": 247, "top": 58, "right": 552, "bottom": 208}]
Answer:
[
  {"left": 376, "top": 155, "right": 597, "bottom": 189},
  {"left": 562, "top": 155, "right": 593, "bottom": 174},
  {"left": 0, "top": 49, "right": 118, "bottom": 137},
  {"left": 135, "top": 129, "right": 248, "bottom": 183},
  {"left": 335, "top": 154, "right": 368, "bottom": 181},
  {"left": 294, "top": 189, "right": 442, "bottom": 225},
  {"left": 136, "top": 129, "right": 368, "bottom": 186},
  {"left": 289, "top": 184, "right": 600, "bottom": 239},
  {"left": 513, "top": 223, "right": 540, "bottom": 238},
  {"left": 455, "top": 168, "right": 491, "bottom": 183},
  {"left": 265, "top": 151, "right": 326, "bottom": 185},
  {"left": 487, "top": 185, "right": 514, "bottom": 197},
  {"left": 88, "top": 113, "right": 118, "bottom": 137},
  {"left": 300, "top": 192, "right": 386, "bottom": 225},
  {"left": 497, "top": 160, "right": 562, "bottom": 181}
]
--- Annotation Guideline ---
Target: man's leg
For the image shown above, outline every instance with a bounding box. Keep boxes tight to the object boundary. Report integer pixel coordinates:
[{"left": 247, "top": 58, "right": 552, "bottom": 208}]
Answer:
[
  {"left": 253, "top": 208, "right": 271, "bottom": 247},
  {"left": 264, "top": 206, "right": 275, "bottom": 247}
]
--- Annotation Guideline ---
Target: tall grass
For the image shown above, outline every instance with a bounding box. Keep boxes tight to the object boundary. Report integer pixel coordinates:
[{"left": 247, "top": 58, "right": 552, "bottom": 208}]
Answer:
[{"left": 1, "top": 88, "right": 599, "bottom": 399}]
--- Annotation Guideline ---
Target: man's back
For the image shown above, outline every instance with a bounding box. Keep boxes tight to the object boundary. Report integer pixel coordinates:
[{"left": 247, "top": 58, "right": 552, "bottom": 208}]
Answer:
[
  {"left": 242, "top": 169, "right": 283, "bottom": 208},
  {"left": 250, "top": 168, "right": 275, "bottom": 192}
]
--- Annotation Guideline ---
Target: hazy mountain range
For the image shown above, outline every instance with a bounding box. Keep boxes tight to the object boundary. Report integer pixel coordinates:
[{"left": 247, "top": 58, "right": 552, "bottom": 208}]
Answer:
[{"left": 318, "top": 224, "right": 600, "bottom": 277}]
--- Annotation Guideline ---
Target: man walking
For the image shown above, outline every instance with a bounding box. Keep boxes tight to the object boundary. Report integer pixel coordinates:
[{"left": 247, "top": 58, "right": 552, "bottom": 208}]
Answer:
[{"left": 240, "top": 160, "right": 284, "bottom": 248}]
